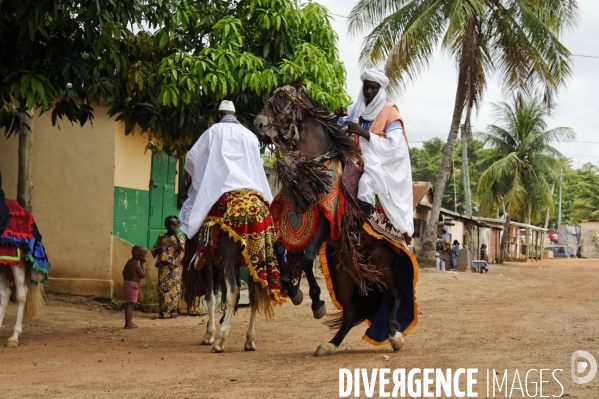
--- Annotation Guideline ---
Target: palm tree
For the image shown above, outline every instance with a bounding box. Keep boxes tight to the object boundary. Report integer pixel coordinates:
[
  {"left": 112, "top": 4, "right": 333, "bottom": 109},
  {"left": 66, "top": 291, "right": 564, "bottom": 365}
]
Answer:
[
  {"left": 347, "top": 0, "right": 579, "bottom": 266},
  {"left": 570, "top": 164, "right": 599, "bottom": 221},
  {"left": 476, "top": 97, "right": 575, "bottom": 263}
]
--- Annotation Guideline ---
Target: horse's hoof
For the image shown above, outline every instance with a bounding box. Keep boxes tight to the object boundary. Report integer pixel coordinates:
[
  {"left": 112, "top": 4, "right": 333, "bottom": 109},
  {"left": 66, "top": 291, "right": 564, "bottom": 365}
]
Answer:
[
  {"left": 6, "top": 340, "right": 19, "bottom": 348},
  {"left": 390, "top": 331, "right": 405, "bottom": 352},
  {"left": 211, "top": 346, "right": 224, "bottom": 353},
  {"left": 202, "top": 335, "right": 215, "bottom": 345},
  {"left": 314, "top": 343, "right": 337, "bottom": 357},
  {"left": 244, "top": 341, "right": 256, "bottom": 351},
  {"left": 312, "top": 302, "right": 326, "bottom": 319},
  {"left": 291, "top": 289, "right": 304, "bottom": 306}
]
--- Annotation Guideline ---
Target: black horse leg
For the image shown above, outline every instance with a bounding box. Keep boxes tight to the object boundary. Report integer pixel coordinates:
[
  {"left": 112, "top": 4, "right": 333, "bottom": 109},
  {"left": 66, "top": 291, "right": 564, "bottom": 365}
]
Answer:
[
  {"left": 314, "top": 268, "right": 355, "bottom": 356},
  {"left": 302, "top": 215, "right": 330, "bottom": 319},
  {"left": 274, "top": 241, "right": 302, "bottom": 304},
  {"left": 372, "top": 244, "right": 404, "bottom": 351}
]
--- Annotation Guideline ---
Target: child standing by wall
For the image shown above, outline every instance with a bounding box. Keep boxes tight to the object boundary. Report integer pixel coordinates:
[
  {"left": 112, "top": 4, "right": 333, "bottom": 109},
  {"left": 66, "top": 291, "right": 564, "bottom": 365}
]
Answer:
[
  {"left": 151, "top": 216, "right": 185, "bottom": 319},
  {"left": 123, "top": 245, "right": 147, "bottom": 329}
]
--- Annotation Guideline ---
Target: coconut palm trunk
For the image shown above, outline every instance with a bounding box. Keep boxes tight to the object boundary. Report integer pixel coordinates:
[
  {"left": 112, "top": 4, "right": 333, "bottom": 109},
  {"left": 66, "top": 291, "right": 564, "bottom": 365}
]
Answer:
[
  {"left": 420, "top": 79, "right": 467, "bottom": 265},
  {"left": 348, "top": 0, "right": 578, "bottom": 267},
  {"left": 500, "top": 215, "right": 510, "bottom": 264}
]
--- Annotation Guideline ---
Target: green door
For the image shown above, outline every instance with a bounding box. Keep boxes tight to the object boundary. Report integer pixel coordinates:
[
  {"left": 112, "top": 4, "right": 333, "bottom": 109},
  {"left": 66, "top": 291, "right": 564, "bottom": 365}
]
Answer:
[{"left": 148, "top": 152, "right": 179, "bottom": 247}]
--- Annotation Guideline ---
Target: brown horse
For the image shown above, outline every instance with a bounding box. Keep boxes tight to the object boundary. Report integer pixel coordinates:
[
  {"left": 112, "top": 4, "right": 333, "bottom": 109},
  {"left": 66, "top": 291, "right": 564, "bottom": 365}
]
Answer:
[
  {"left": 183, "top": 230, "right": 273, "bottom": 353},
  {"left": 253, "top": 77, "right": 415, "bottom": 356}
]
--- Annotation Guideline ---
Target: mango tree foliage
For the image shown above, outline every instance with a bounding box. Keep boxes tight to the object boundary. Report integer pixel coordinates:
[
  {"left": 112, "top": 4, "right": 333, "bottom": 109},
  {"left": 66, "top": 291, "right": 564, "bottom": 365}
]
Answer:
[
  {"left": 0, "top": 0, "right": 349, "bottom": 158},
  {"left": 0, "top": 0, "right": 189, "bottom": 134},
  {"left": 109, "top": 0, "right": 350, "bottom": 156}
]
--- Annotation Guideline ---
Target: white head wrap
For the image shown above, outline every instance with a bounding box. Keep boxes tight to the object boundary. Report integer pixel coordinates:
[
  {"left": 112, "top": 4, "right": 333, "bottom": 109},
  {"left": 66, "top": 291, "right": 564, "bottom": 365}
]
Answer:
[{"left": 351, "top": 69, "right": 389, "bottom": 123}]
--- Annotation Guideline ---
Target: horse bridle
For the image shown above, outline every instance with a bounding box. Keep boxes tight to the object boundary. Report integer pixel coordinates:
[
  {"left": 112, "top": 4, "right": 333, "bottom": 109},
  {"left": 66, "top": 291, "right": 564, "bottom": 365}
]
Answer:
[{"left": 253, "top": 85, "right": 312, "bottom": 153}]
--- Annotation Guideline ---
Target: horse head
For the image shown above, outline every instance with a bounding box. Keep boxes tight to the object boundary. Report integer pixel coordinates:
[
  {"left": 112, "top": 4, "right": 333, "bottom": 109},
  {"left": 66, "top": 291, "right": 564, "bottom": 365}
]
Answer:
[
  {"left": 253, "top": 76, "right": 306, "bottom": 146},
  {"left": 253, "top": 76, "right": 357, "bottom": 162}
]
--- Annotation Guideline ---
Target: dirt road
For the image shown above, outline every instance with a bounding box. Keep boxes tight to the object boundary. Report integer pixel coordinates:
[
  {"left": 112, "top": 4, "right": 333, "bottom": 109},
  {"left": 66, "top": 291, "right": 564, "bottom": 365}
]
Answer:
[{"left": 2, "top": 259, "right": 599, "bottom": 398}]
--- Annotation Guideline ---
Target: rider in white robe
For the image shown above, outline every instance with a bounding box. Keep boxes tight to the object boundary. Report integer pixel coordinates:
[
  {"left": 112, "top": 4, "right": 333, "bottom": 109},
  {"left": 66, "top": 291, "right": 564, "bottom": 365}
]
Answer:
[
  {"left": 336, "top": 69, "right": 414, "bottom": 236},
  {"left": 179, "top": 100, "right": 273, "bottom": 238}
]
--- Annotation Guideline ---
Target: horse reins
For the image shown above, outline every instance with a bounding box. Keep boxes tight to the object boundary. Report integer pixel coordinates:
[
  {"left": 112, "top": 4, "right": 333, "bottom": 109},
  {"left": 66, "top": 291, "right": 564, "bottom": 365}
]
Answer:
[{"left": 254, "top": 84, "right": 339, "bottom": 159}]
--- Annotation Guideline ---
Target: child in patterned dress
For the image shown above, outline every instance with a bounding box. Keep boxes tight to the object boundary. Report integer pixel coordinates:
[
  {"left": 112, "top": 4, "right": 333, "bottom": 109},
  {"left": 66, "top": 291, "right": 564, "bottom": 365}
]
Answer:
[{"left": 151, "top": 216, "right": 185, "bottom": 319}]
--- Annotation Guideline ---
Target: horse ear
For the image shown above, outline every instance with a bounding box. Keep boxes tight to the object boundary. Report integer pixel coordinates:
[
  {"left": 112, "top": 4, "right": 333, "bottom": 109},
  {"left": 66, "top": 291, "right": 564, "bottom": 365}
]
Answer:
[{"left": 291, "top": 75, "right": 305, "bottom": 89}]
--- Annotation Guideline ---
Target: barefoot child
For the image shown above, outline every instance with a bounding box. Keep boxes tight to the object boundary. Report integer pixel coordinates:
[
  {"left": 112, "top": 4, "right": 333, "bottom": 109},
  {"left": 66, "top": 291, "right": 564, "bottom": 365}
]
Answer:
[
  {"left": 123, "top": 245, "right": 147, "bottom": 329},
  {"left": 151, "top": 215, "right": 185, "bottom": 319}
]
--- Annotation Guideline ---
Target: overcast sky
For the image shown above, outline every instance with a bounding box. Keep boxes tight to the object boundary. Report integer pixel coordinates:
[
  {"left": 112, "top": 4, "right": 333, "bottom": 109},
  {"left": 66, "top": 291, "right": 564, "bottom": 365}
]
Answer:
[{"left": 318, "top": 0, "right": 599, "bottom": 169}]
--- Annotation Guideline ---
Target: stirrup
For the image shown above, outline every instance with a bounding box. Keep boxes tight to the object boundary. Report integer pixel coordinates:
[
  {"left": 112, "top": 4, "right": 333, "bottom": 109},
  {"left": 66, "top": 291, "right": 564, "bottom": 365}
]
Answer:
[{"left": 357, "top": 199, "right": 373, "bottom": 217}]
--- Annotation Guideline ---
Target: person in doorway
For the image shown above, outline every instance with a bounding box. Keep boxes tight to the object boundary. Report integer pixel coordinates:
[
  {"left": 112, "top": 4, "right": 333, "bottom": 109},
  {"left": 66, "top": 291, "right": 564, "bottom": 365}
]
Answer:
[
  {"left": 441, "top": 227, "right": 451, "bottom": 243},
  {"left": 151, "top": 215, "right": 185, "bottom": 320},
  {"left": 123, "top": 245, "right": 147, "bottom": 329}
]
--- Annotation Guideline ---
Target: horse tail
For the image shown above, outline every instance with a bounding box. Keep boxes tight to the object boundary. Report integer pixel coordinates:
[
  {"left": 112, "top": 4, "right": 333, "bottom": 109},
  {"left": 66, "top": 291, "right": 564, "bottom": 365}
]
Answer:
[
  {"left": 325, "top": 289, "right": 383, "bottom": 330},
  {"left": 23, "top": 263, "right": 45, "bottom": 320},
  {"left": 249, "top": 278, "right": 274, "bottom": 320}
]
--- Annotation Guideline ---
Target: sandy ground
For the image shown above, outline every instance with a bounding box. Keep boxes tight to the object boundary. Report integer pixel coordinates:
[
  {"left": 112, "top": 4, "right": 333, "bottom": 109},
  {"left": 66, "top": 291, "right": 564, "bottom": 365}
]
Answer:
[{"left": 1, "top": 259, "right": 599, "bottom": 398}]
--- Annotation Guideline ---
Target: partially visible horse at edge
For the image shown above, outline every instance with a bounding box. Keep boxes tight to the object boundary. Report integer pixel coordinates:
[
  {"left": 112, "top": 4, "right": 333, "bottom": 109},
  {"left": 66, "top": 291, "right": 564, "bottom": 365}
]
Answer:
[
  {"left": 253, "top": 77, "right": 418, "bottom": 356},
  {"left": 0, "top": 194, "right": 46, "bottom": 347}
]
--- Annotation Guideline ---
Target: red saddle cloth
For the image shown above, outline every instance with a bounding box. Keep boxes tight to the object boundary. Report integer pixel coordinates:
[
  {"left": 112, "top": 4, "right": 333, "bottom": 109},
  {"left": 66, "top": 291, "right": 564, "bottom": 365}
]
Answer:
[
  {"left": 0, "top": 199, "right": 35, "bottom": 278},
  {"left": 2, "top": 199, "right": 34, "bottom": 241}
]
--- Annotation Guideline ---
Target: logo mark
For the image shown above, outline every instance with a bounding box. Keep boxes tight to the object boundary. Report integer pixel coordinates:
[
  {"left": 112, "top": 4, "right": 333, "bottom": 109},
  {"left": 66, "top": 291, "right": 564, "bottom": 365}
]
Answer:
[{"left": 571, "top": 350, "right": 597, "bottom": 384}]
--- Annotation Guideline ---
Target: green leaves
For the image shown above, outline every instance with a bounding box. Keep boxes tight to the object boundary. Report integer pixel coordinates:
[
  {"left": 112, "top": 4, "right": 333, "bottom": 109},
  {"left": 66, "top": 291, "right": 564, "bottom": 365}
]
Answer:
[
  {"left": 5, "top": 71, "right": 54, "bottom": 110},
  {"left": 0, "top": 0, "right": 348, "bottom": 156},
  {"left": 475, "top": 97, "right": 574, "bottom": 223}
]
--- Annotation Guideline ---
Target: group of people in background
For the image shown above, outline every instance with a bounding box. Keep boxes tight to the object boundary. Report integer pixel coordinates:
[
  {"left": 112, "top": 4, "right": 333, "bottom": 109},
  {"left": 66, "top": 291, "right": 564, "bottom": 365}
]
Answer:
[
  {"left": 121, "top": 216, "right": 185, "bottom": 329},
  {"left": 435, "top": 227, "right": 489, "bottom": 272}
]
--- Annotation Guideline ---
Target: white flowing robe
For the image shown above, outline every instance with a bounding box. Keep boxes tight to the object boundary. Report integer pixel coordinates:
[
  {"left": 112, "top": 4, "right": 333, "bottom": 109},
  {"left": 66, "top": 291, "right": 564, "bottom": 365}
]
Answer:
[
  {"left": 340, "top": 105, "right": 414, "bottom": 236},
  {"left": 179, "top": 121, "right": 273, "bottom": 238},
  {"left": 359, "top": 128, "right": 414, "bottom": 236}
]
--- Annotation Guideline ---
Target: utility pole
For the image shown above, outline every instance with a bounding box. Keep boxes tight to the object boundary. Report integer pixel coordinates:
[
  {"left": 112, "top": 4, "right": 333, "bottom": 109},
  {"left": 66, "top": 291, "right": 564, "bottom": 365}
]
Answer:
[
  {"left": 558, "top": 169, "right": 563, "bottom": 243},
  {"left": 461, "top": 123, "right": 472, "bottom": 218}
]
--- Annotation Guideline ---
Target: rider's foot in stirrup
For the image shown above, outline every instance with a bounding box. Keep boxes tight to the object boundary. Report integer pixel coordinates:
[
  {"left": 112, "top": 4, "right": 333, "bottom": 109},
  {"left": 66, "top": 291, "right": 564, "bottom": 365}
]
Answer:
[{"left": 357, "top": 199, "right": 373, "bottom": 217}]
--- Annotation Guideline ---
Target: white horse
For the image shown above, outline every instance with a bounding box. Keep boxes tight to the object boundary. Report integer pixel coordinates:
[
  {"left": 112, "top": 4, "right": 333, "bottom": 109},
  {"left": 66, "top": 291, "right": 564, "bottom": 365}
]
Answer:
[{"left": 0, "top": 261, "right": 45, "bottom": 347}]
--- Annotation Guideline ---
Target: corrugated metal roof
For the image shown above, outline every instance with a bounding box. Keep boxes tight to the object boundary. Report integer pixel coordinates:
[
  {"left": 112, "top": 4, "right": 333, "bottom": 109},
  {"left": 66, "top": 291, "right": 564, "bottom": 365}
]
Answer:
[{"left": 412, "top": 181, "right": 433, "bottom": 209}]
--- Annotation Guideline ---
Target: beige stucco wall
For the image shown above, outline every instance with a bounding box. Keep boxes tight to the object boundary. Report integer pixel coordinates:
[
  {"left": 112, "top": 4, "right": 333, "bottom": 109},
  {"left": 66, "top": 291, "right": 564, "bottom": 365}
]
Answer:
[
  {"left": 0, "top": 106, "right": 116, "bottom": 297},
  {"left": 114, "top": 124, "right": 152, "bottom": 190},
  {"left": 0, "top": 132, "right": 18, "bottom": 198},
  {"left": 446, "top": 221, "right": 465, "bottom": 246}
]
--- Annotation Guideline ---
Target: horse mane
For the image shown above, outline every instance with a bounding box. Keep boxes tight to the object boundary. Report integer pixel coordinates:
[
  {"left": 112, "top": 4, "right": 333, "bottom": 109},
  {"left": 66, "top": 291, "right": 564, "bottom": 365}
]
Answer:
[{"left": 299, "top": 91, "right": 358, "bottom": 164}]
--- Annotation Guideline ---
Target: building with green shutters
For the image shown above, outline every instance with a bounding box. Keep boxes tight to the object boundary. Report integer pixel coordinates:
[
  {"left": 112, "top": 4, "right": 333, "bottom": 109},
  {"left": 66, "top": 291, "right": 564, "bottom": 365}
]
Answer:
[{"left": 0, "top": 106, "right": 183, "bottom": 304}]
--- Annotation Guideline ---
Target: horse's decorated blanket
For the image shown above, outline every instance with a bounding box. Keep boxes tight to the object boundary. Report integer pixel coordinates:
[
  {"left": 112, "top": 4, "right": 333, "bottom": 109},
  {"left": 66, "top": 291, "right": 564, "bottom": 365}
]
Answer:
[
  {"left": 319, "top": 197, "right": 419, "bottom": 347},
  {"left": 364, "top": 198, "right": 410, "bottom": 248},
  {"left": 0, "top": 199, "right": 50, "bottom": 284},
  {"left": 198, "top": 189, "right": 287, "bottom": 306},
  {"left": 270, "top": 158, "right": 344, "bottom": 252},
  {"left": 320, "top": 243, "right": 418, "bottom": 346}
]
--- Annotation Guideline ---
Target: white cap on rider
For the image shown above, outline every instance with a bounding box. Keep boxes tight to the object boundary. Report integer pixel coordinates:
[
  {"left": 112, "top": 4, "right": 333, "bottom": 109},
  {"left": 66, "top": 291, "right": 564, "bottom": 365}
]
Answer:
[{"left": 218, "top": 100, "right": 235, "bottom": 112}]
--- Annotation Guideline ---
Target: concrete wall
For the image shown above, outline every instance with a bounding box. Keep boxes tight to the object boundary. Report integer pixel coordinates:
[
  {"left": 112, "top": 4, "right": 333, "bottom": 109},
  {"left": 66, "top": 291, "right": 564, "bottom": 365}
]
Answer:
[
  {"left": 0, "top": 107, "right": 116, "bottom": 297},
  {"left": 112, "top": 126, "right": 153, "bottom": 247},
  {"left": 446, "top": 221, "right": 465, "bottom": 246},
  {"left": 580, "top": 221, "right": 599, "bottom": 258}
]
